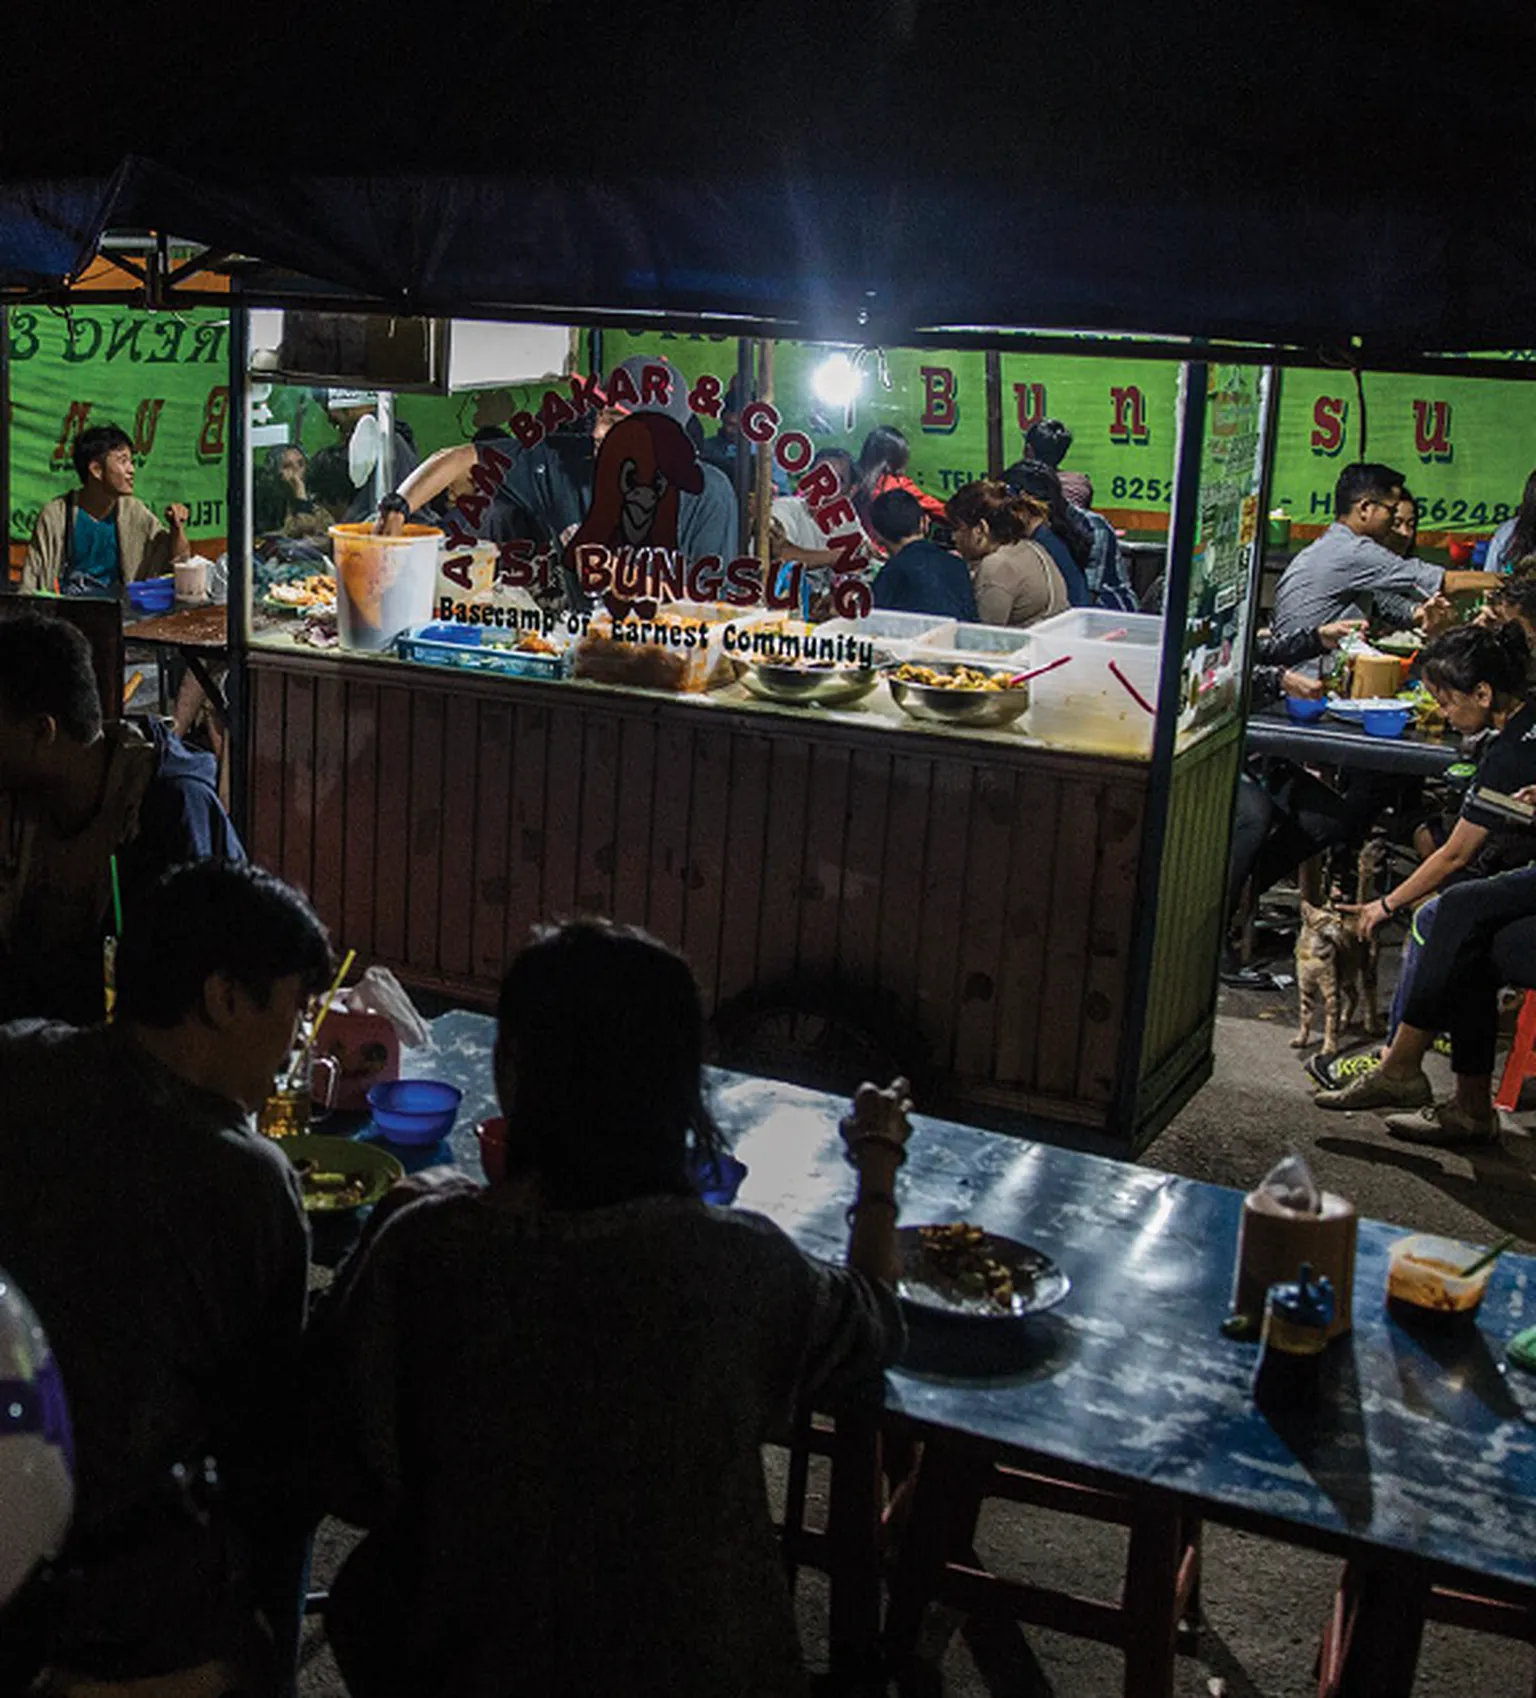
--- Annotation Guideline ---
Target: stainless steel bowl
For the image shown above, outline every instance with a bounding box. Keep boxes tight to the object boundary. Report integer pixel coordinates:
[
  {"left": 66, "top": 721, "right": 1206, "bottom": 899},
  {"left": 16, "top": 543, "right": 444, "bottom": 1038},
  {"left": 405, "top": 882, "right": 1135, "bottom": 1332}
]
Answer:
[
  {"left": 887, "top": 666, "right": 1030, "bottom": 728},
  {"left": 739, "top": 663, "right": 881, "bottom": 708}
]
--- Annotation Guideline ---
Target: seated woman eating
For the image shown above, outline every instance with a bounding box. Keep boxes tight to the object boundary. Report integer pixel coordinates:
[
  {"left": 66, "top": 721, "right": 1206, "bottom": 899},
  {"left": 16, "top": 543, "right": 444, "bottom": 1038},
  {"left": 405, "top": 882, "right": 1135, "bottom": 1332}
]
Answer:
[
  {"left": 946, "top": 479, "right": 1071, "bottom": 628},
  {"left": 1319, "top": 622, "right": 1536, "bottom": 1120},
  {"left": 308, "top": 919, "right": 908, "bottom": 1698}
]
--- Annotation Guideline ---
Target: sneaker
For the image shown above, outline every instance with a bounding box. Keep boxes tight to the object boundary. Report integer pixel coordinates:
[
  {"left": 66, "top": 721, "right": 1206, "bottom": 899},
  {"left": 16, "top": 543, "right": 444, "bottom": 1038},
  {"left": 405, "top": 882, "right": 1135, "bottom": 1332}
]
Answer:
[
  {"left": 1315, "top": 1069, "right": 1432, "bottom": 1112},
  {"left": 1220, "top": 963, "right": 1284, "bottom": 990},
  {"left": 1307, "top": 1050, "right": 1380, "bottom": 1092},
  {"left": 1382, "top": 1103, "right": 1500, "bottom": 1147}
]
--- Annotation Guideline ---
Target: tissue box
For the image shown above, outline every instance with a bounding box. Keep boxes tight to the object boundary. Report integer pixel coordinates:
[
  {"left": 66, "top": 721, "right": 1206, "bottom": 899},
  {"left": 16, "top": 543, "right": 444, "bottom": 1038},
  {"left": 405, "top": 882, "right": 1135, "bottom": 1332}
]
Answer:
[
  {"left": 1231, "top": 1189, "right": 1357, "bottom": 1340},
  {"left": 316, "top": 1010, "right": 400, "bottom": 1112}
]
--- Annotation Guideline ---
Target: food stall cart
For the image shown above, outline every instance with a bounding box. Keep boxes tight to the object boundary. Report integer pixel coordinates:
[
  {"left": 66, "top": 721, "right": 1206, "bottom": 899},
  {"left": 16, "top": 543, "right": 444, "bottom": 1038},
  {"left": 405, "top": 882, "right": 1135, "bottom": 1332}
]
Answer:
[{"left": 230, "top": 308, "right": 1273, "bottom": 1150}]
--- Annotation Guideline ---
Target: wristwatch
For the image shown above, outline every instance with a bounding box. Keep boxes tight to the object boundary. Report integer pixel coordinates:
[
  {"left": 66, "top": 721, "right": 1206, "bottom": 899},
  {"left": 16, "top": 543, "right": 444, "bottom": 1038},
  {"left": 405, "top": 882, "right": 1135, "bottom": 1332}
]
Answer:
[{"left": 378, "top": 492, "right": 411, "bottom": 519}]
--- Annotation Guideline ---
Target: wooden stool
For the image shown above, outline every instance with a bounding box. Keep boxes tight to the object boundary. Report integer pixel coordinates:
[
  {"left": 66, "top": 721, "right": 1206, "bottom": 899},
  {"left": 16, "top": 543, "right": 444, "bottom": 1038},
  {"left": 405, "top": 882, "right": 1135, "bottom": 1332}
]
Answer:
[
  {"left": 883, "top": 1438, "right": 1201, "bottom": 1698},
  {"left": 1317, "top": 1560, "right": 1536, "bottom": 1697},
  {"left": 1495, "top": 989, "right": 1536, "bottom": 1112}
]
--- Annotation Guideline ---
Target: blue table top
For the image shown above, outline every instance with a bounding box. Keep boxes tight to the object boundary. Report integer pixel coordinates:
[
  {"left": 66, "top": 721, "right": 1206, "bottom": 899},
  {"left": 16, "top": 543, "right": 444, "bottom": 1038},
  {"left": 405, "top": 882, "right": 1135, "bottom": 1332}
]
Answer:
[
  {"left": 1246, "top": 703, "right": 1460, "bottom": 778},
  {"left": 394, "top": 1009, "right": 1536, "bottom": 1594}
]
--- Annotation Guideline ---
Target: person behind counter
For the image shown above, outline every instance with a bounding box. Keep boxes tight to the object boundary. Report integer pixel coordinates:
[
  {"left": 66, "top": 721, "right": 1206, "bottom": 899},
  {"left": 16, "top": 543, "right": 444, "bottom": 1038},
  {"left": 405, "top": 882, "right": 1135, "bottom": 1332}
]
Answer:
[
  {"left": 868, "top": 489, "right": 977, "bottom": 620},
  {"left": 0, "top": 613, "right": 244, "bottom": 1026},
  {"left": 852, "top": 426, "right": 948, "bottom": 542},
  {"left": 1271, "top": 462, "right": 1500, "bottom": 637},
  {"left": 21, "top": 424, "right": 190, "bottom": 597},
  {"left": 946, "top": 480, "right": 1069, "bottom": 628},
  {"left": 376, "top": 356, "right": 736, "bottom": 600},
  {"left": 999, "top": 460, "right": 1091, "bottom": 608},
  {"left": 308, "top": 919, "right": 907, "bottom": 1698}
]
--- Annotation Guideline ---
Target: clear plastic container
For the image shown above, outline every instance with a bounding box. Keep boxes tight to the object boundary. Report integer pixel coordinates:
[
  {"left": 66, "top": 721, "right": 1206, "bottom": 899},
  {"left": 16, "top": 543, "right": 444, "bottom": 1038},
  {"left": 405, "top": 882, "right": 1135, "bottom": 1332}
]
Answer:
[
  {"left": 915, "top": 622, "right": 1032, "bottom": 670},
  {"left": 1026, "top": 609, "right": 1163, "bottom": 757},
  {"left": 330, "top": 523, "right": 443, "bottom": 652},
  {"left": 1386, "top": 1234, "right": 1493, "bottom": 1316},
  {"left": 820, "top": 610, "right": 955, "bottom": 659}
]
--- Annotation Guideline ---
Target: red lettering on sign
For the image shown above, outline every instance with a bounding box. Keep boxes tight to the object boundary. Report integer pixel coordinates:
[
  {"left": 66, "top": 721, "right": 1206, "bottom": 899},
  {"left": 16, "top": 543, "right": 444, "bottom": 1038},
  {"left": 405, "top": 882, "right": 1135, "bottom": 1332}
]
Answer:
[
  {"left": 51, "top": 401, "right": 93, "bottom": 465},
  {"left": 508, "top": 411, "right": 545, "bottom": 449},
  {"left": 1109, "top": 386, "right": 1149, "bottom": 446},
  {"left": 796, "top": 462, "right": 841, "bottom": 506},
  {"left": 441, "top": 553, "right": 476, "bottom": 590},
  {"left": 640, "top": 364, "right": 671, "bottom": 407},
  {"left": 826, "top": 531, "right": 868, "bottom": 572},
  {"left": 920, "top": 366, "right": 957, "bottom": 431},
  {"left": 722, "top": 556, "right": 761, "bottom": 605},
  {"left": 687, "top": 556, "right": 724, "bottom": 601},
  {"left": 688, "top": 375, "right": 724, "bottom": 419},
  {"left": 1412, "top": 399, "right": 1454, "bottom": 464},
  {"left": 495, "top": 540, "right": 536, "bottom": 587},
  {"left": 606, "top": 366, "right": 639, "bottom": 408},
  {"left": 831, "top": 575, "right": 873, "bottom": 618},
  {"left": 815, "top": 496, "right": 857, "bottom": 535},
  {"left": 775, "top": 430, "right": 813, "bottom": 474},
  {"left": 1013, "top": 381, "right": 1047, "bottom": 433},
  {"left": 613, "top": 547, "right": 647, "bottom": 602},
  {"left": 442, "top": 515, "right": 478, "bottom": 550},
  {"left": 132, "top": 397, "right": 165, "bottom": 458},
  {"left": 1310, "top": 396, "right": 1348, "bottom": 456},
  {"left": 576, "top": 545, "right": 611, "bottom": 595},
  {"left": 457, "top": 491, "right": 490, "bottom": 529},
  {"left": 741, "top": 400, "right": 780, "bottom": 444},
  {"left": 568, "top": 372, "right": 606, "bottom": 414},
  {"left": 197, "top": 386, "right": 229, "bottom": 460},
  {"left": 540, "top": 389, "right": 577, "bottom": 433},
  {"left": 652, "top": 549, "right": 686, "bottom": 602}
]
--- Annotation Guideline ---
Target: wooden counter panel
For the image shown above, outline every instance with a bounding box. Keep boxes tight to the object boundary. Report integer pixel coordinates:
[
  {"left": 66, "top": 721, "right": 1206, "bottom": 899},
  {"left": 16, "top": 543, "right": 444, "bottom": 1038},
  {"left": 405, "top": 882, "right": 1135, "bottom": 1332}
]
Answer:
[{"left": 246, "top": 654, "right": 1151, "bottom": 1123}]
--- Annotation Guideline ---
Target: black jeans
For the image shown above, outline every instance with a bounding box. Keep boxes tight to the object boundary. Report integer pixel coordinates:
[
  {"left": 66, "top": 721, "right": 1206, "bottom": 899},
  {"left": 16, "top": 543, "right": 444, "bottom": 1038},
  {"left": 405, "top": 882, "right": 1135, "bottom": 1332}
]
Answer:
[
  {"left": 1226, "top": 765, "right": 1382, "bottom": 923},
  {"left": 1402, "top": 864, "right": 1536, "bottom": 1076}
]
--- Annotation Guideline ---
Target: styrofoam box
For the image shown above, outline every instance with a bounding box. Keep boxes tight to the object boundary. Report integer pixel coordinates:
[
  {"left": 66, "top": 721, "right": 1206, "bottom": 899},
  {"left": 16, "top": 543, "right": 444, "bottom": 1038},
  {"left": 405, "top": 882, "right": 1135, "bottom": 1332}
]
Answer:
[
  {"left": 820, "top": 610, "right": 955, "bottom": 658},
  {"left": 1026, "top": 609, "right": 1163, "bottom": 757}
]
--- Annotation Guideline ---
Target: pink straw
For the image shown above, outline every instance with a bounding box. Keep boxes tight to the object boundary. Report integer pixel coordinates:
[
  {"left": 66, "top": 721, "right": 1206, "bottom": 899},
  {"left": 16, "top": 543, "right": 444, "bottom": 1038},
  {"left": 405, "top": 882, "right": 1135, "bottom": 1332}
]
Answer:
[
  {"left": 1109, "top": 659, "right": 1156, "bottom": 714},
  {"left": 1007, "top": 654, "right": 1073, "bottom": 686}
]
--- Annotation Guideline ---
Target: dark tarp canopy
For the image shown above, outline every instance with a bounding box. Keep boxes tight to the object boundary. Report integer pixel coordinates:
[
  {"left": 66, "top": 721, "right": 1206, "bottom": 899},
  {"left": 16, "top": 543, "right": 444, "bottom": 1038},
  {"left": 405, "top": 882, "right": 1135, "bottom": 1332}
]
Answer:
[{"left": 2, "top": 0, "right": 1534, "bottom": 349}]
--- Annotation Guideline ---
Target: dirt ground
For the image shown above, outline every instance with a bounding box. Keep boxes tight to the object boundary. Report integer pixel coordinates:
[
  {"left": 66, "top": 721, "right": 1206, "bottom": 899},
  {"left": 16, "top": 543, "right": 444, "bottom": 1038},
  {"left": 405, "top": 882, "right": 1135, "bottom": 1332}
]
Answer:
[{"left": 297, "top": 935, "right": 1536, "bottom": 1697}]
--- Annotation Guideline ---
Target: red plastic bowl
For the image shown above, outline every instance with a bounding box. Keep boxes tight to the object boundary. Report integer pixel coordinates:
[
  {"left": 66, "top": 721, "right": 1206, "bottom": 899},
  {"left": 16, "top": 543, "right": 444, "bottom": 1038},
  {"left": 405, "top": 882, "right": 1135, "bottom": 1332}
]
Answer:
[{"left": 475, "top": 1116, "right": 507, "bottom": 1183}]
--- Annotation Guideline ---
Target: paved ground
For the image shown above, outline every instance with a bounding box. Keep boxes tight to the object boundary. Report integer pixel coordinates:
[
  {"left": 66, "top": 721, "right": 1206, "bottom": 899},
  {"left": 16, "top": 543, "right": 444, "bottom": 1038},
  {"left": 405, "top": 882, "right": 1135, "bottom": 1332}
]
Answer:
[{"left": 297, "top": 930, "right": 1536, "bottom": 1697}]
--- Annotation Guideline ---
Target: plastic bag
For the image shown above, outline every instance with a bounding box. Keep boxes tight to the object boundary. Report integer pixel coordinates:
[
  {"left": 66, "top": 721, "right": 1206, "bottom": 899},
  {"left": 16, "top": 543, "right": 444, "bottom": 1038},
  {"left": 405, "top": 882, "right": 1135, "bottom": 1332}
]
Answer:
[
  {"left": 337, "top": 965, "right": 433, "bottom": 1050},
  {"left": 1257, "top": 1151, "right": 1322, "bottom": 1216}
]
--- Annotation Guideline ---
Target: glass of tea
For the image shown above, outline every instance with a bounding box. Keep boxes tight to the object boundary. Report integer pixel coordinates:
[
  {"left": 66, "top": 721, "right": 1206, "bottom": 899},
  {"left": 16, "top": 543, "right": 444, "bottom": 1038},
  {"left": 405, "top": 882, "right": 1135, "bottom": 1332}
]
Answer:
[{"left": 258, "top": 1046, "right": 339, "bottom": 1139}]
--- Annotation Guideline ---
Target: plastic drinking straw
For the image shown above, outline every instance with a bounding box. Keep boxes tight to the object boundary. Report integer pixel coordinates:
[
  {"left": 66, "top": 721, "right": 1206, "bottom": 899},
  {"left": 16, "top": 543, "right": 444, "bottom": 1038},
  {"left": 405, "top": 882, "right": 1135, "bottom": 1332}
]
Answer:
[
  {"left": 1108, "top": 659, "right": 1156, "bottom": 714},
  {"left": 310, "top": 947, "right": 357, "bottom": 1043},
  {"left": 109, "top": 854, "right": 123, "bottom": 936},
  {"left": 1457, "top": 1233, "right": 1517, "bottom": 1280},
  {"left": 1007, "top": 654, "right": 1073, "bottom": 687}
]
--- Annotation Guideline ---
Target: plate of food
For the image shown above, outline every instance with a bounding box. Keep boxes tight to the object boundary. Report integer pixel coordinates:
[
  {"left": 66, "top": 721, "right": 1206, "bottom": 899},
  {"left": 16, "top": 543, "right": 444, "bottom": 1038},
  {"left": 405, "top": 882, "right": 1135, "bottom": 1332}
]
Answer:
[
  {"left": 277, "top": 1134, "right": 403, "bottom": 1213},
  {"left": 896, "top": 1222, "right": 1070, "bottom": 1320},
  {"left": 263, "top": 573, "right": 337, "bottom": 614},
  {"left": 886, "top": 662, "right": 1032, "bottom": 728}
]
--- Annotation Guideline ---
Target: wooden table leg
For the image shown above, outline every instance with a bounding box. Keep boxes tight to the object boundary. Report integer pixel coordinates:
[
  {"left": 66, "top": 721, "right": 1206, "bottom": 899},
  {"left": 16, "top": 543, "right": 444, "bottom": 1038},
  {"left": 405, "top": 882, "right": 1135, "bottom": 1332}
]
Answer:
[
  {"left": 1123, "top": 1508, "right": 1182, "bottom": 1698},
  {"left": 1317, "top": 1559, "right": 1428, "bottom": 1698},
  {"left": 826, "top": 1408, "right": 885, "bottom": 1694}
]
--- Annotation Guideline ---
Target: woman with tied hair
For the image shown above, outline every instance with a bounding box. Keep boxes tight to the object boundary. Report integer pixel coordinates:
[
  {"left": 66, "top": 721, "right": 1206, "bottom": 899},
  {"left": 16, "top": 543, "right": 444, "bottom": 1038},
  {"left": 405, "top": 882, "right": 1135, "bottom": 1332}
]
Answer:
[
  {"left": 1318, "top": 621, "right": 1536, "bottom": 1133},
  {"left": 946, "top": 479, "right": 1070, "bottom": 627},
  {"left": 1000, "top": 459, "right": 1092, "bottom": 607},
  {"left": 853, "top": 424, "right": 947, "bottom": 545},
  {"left": 310, "top": 919, "right": 909, "bottom": 1698}
]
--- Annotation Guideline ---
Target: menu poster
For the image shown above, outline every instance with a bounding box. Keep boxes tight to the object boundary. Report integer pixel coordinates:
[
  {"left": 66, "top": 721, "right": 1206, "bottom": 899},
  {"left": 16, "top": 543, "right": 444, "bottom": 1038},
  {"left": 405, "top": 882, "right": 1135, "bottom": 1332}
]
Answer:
[{"left": 1176, "top": 365, "right": 1272, "bottom": 747}]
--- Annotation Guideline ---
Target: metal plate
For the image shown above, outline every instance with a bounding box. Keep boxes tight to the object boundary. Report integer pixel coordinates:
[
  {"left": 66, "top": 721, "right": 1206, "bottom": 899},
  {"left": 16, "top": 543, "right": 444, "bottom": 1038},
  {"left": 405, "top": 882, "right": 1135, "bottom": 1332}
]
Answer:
[
  {"left": 277, "top": 1134, "right": 404, "bottom": 1213},
  {"left": 896, "top": 1224, "right": 1070, "bottom": 1320}
]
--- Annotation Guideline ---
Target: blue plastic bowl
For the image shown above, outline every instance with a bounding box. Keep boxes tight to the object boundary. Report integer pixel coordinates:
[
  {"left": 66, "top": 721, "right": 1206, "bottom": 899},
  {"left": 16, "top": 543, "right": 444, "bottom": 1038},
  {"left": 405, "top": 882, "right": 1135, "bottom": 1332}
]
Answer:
[
  {"left": 1363, "top": 706, "right": 1411, "bottom": 739},
  {"left": 1472, "top": 539, "right": 1491, "bottom": 568},
  {"left": 127, "top": 576, "right": 175, "bottom": 613},
  {"left": 366, "top": 1079, "right": 463, "bottom": 1146},
  {"left": 1284, "top": 695, "right": 1328, "bottom": 723}
]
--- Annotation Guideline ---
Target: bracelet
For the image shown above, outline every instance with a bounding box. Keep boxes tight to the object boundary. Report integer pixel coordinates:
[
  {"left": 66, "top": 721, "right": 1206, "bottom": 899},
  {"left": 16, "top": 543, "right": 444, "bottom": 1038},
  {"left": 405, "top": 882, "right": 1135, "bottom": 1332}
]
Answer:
[
  {"left": 1379, "top": 893, "right": 1395, "bottom": 917},
  {"left": 843, "top": 1134, "right": 909, "bottom": 1168},
  {"left": 845, "top": 1193, "right": 899, "bottom": 1225}
]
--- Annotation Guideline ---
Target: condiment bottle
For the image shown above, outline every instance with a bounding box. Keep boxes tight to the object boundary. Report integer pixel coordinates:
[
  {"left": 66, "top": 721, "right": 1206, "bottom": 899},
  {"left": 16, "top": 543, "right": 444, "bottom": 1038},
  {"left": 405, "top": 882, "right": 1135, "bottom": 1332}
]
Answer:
[{"left": 1252, "top": 1262, "right": 1334, "bottom": 1411}]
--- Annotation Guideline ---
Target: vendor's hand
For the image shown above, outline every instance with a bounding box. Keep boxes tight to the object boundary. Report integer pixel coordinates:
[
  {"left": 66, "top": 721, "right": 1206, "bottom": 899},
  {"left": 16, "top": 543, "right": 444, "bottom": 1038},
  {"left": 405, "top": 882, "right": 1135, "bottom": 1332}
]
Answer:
[
  {"left": 840, "top": 1077, "right": 913, "bottom": 1167},
  {"left": 165, "top": 502, "right": 189, "bottom": 529},
  {"left": 1317, "top": 618, "right": 1367, "bottom": 651},
  {"left": 1415, "top": 592, "right": 1457, "bottom": 637},
  {"left": 1515, "top": 786, "right": 1536, "bottom": 807},
  {"left": 1340, "top": 899, "right": 1390, "bottom": 939},
  {"left": 1282, "top": 671, "right": 1326, "bottom": 701},
  {"left": 375, "top": 510, "right": 406, "bottom": 538}
]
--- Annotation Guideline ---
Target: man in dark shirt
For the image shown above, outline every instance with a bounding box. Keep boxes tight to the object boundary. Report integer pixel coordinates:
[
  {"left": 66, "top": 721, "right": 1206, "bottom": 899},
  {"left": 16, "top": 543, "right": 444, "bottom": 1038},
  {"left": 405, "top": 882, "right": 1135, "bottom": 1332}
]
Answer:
[
  {"left": 0, "top": 614, "right": 243, "bottom": 1025},
  {"left": 0, "top": 862, "right": 332, "bottom": 1690},
  {"left": 869, "top": 489, "right": 978, "bottom": 621}
]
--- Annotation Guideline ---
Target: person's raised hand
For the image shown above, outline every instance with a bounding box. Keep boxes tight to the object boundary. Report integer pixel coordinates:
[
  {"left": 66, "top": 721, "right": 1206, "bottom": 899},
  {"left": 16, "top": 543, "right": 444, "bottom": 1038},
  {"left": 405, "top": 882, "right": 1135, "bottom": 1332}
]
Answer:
[
  {"left": 1282, "top": 670, "right": 1326, "bottom": 701},
  {"left": 840, "top": 1077, "right": 913, "bottom": 1167},
  {"left": 1318, "top": 618, "right": 1367, "bottom": 650},
  {"left": 1415, "top": 592, "right": 1457, "bottom": 637},
  {"left": 165, "top": 502, "right": 190, "bottom": 528}
]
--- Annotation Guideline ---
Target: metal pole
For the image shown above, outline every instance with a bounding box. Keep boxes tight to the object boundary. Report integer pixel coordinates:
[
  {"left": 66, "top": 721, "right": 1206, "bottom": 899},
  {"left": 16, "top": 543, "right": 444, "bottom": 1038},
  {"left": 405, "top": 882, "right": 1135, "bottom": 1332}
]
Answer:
[
  {"left": 226, "top": 299, "right": 251, "bottom": 836},
  {"left": 734, "top": 337, "right": 753, "bottom": 556},
  {"left": 753, "top": 339, "right": 775, "bottom": 566},
  {"left": 0, "top": 305, "right": 11, "bottom": 591},
  {"left": 984, "top": 349, "right": 1004, "bottom": 479}
]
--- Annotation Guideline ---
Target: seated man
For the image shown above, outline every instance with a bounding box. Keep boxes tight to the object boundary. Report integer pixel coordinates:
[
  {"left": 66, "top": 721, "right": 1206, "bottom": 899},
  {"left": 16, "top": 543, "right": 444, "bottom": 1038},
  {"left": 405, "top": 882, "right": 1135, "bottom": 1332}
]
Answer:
[
  {"left": 0, "top": 861, "right": 331, "bottom": 1692},
  {"left": 869, "top": 488, "right": 977, "bottom": 620},
  {"left": 1024, "top": 417, "right": 1093, "bottom": 510},
  {"left": 1271, "top": 462, "right": 1498, "bottom": 637},
  {"left": 0, "top": 614, "right": 244, "bottom": 1025},
  {"left": 21, "top": 424, "right": 190, "bottom": 597}
]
